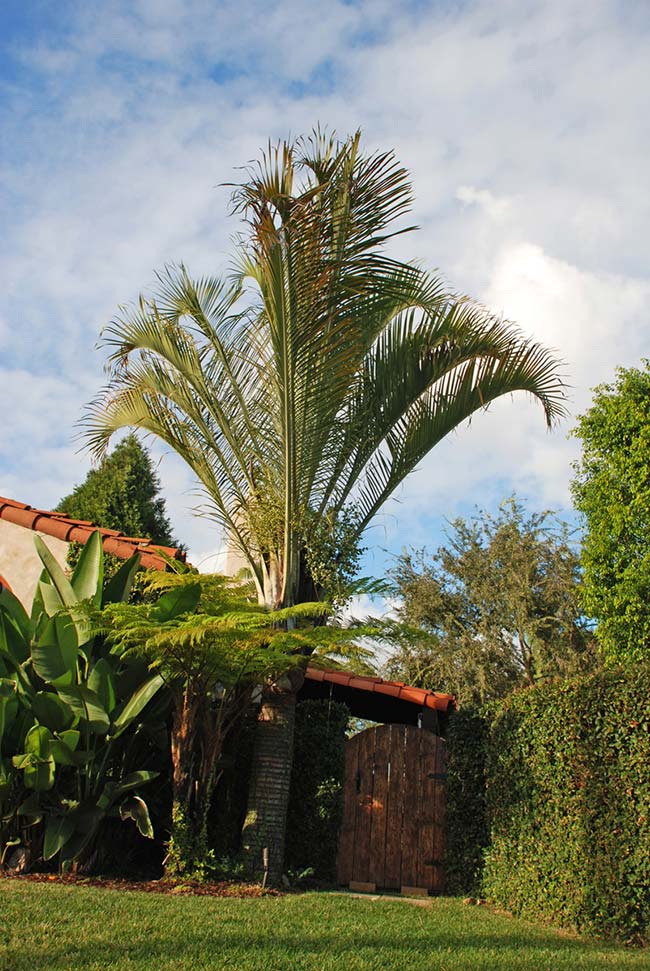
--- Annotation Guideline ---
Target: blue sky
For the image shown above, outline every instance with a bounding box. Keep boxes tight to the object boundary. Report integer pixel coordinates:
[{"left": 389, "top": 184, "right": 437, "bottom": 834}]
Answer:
[{"left": 1, "top": 0, "right": 649, "bottom": 591}]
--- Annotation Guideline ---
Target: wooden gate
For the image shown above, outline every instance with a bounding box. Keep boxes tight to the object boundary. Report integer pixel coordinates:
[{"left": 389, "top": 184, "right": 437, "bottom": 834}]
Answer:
[{"left": 337, "top": 723, "right": 446, "bottom": 895}]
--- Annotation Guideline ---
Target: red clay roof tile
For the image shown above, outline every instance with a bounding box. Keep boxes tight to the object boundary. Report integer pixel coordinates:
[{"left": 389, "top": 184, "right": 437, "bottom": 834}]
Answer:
[
  {"left": 304, "top": 667, "right": 456, "bottom": 713},
  {"left": 0, "top": 496, "right": 185, "bottom": 571},
  {"left": 323, "top": 671, "right": 355, "bottom": 688},
  {"left": 348, "top": 675, "right": 375, "bottom": 691},
  {"left": 306, "top": 668, "right": 325, "bottom": 682},
  {"left": 397, "top": 686, "right": 427, "bottom": 705}
]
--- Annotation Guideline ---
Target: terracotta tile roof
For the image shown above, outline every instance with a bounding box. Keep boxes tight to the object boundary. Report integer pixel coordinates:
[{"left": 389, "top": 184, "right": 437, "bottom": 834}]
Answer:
[
  {"left": 304, "top": 666, "right": 456, "bottom": 713},
  {"left": 0, "top": 496, "right": 185, "bottom": 571}
]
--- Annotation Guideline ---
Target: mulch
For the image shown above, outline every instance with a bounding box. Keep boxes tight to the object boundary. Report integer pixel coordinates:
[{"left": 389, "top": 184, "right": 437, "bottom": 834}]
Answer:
[{"left": 0, "top": 872, "right": 281, "bottom": 898}]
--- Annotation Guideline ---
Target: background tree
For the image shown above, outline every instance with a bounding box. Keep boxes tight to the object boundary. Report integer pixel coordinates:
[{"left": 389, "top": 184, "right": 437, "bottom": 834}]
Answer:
[
  {"left": 571, "top": 361, "right": 650, "bottom": 663},
  {"left": 58, "top": 434, "right": 177, "bottom": 549},
  {"left": 385, "top": 499, "right": 594, "bottom": 705},
  {"left": 84, "top": 130, "right": 566, "bottom": 881}
]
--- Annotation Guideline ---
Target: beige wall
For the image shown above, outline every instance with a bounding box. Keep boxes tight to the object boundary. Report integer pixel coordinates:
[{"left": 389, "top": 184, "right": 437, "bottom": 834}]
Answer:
[{"left": 0, "top": 520, "right": 70, "bottom": 608}]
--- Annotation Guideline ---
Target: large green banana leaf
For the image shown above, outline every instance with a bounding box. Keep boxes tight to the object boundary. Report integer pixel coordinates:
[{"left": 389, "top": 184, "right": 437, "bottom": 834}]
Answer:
[{"left": 1, "top": 530, "right": 164, "bottom": 871}]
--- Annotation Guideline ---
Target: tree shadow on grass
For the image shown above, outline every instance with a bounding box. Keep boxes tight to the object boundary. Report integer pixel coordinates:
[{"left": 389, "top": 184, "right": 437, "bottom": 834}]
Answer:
[{"left": 7, "top": 922, "right": 645, "bottom": 971}]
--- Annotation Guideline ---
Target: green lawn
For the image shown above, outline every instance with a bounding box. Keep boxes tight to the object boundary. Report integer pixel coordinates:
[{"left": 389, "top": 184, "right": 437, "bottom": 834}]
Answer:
[{"left": 0, "top": 882, "right": 646, "bottom": 971}]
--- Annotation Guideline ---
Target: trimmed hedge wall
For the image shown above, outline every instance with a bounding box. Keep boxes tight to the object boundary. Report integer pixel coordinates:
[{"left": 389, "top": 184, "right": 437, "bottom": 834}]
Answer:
[
  {"left": 445, "top": 708, "right": 489, "bottom": 895},
  {"left": 482, "top": 666, "right": 650, "bottom": 943},
  {"left": 285, "top": 699, "right": 350, "bottom": 880}
]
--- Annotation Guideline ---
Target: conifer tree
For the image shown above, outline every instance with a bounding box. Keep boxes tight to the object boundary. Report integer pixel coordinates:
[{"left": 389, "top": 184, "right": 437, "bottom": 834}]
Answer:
[
  {"left": 58, "top": 434, "right": 176, "bottom": 545},
  {"left": 58, "top": 435, "right": 179, "bottom": 580}
]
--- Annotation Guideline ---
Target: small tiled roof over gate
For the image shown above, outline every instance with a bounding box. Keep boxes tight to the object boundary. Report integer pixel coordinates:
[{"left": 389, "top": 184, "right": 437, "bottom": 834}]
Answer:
[
  {"left": 0, "top": 496, "right": 185, "bottom": 571},
  {"left": 301, "top": 667, "right": 456, "bottom": 728}
]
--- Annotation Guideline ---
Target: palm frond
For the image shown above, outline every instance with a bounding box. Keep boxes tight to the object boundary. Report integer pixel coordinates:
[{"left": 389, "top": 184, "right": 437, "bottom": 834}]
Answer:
[{"left": 85, "top": 129, "right": 567, "bottom": 612}]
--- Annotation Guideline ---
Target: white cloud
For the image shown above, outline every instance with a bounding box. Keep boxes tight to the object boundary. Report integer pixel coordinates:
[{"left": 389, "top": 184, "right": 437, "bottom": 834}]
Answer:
[
  {"left": 456, "top": 186, "right": 513, "bottom": 223},
  {"left": 485, "top": 243, "right": 650, "bottom": 392},
  {"left": 379, "top": 239, "right": 650, "bottom": 549},
  {"left": 1, "top": 0, "right": 648, "bottom": 573},
  {"left": 343, "top": 595, "right": 400, "bottom": 624}
]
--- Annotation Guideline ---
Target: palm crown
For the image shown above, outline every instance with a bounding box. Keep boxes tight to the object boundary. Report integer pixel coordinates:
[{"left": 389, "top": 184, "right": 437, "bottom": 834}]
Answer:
[{"left": 86, "top": 130, "right": 566, "bottom": 608}]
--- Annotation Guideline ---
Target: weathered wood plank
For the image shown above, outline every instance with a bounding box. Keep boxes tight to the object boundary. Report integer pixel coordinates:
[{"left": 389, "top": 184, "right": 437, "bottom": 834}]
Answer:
[
  {"left": 337, "top": 723, "right": 448, "bottom": 896},
  {"left": 399, "top": 726, "right": 420, "bottom": 888},
  {"left": 351, "top": 727, "right": 376, "bottom": 885},
  {"left": 383, "top": 724, "right": 405, "bottom": 889},
  {"left": 368, "top": 723, "right": 391, "bottom": 889},
  {"left": 417, "top": 731, "right": 438, "bottom": 890},
  {"left": 349, "top": 880, "right": 377, "bottom": 893},
  {"left": 432, "top": 738, "right": 447, "bottom": 894},
  {"left": 336, "top": 732, "right": 361, "bottom": 885}
]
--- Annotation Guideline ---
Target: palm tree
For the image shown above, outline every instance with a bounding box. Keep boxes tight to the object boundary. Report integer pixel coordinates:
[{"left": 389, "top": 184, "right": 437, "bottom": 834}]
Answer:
[{"left": 85, "top": 129, "right": 566, "bottom": 882}]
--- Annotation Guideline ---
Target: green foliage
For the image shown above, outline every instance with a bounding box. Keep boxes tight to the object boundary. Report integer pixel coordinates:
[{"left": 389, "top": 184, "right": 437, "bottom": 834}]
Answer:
[
  {"left": 83, "top": 129, "right": 566, "bottom": 877},
  {"left": 58, "top": 434, "right": 175, "bottom": 545},
  {"left": 101, "top": 567, "right": 358, "bottom": 878},
  {"left": 482, "top": 667, "right": 650, "bottom": 943},
  {"left": 0, "top": 532, "right": 165, "bottom": 871},
  {"left": 102, "top": 569, "right": 329, "bottom": 691},
  {"left": 164, "top": 803, "right": 212, "bottom": 881},
  {"left": 206, "top": 714, "right": 257, "bottom": 861},
  {"left": 385, "top": 499, "right": 595, "bottom": 704},
  {"left": 165, "top": 803, "right": 248, "bottom": 884},
  {"left": 445, "top": 708, "right": 489, "bottom": 896},
  {"left": 285, "top": 700, "right": 350, "bottom": 881},
  {"left": 303, "top": 507, "right": 366, "bottom": 608},
  {"left": 84, "top": 130, "right": 565, "bottom": 613},
  {"left": 571, "top": 362, "right": 650, "bottom": 662},
  {"left": 57, "top": 433, "right": 178, "bottom": 584}
]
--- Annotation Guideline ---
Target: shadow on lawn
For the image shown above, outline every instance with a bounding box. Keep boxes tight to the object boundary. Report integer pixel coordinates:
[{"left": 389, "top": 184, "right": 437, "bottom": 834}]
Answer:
[{"left": 9, "top": 922, "right": 635, "bottom": 971}]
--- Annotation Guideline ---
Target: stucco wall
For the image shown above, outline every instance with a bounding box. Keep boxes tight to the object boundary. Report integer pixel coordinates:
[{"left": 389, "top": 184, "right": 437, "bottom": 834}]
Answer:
[{"left": 0, "top": 519, "right": 70, "bottom": 608}]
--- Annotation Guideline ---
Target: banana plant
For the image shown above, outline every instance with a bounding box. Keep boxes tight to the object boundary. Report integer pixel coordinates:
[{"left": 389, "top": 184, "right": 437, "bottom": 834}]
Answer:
[{"left": 0, "top": 532, "right": 166, "bottom": 871}]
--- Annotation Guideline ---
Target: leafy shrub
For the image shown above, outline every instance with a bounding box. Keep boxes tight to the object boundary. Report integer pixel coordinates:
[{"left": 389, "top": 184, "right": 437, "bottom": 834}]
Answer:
[
  {"left": 285, "top": 699, "right": 349, "bottom": 881},
  {"left": 444, "top": 708, "right": 489, "bottom": 895},
  {"left": 571, "top": 362, "right": 650, "bottom": 663},
  {"left": 482, "top": 666, "right": 650, "bottom": 943}
]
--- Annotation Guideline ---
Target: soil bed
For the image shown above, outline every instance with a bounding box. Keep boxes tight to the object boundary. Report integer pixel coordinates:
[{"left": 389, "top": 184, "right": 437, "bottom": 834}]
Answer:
[{"left": 0, "top": 871, "right": 278, "bottom": 897}]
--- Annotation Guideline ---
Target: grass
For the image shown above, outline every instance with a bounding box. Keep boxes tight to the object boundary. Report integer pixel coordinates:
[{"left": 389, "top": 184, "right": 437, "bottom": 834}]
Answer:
[{"left": 0, "top": 882, "right": 647, "bottom": 971}]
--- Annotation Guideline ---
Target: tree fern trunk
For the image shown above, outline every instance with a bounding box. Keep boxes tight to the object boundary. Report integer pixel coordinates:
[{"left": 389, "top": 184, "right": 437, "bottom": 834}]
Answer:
[{"left": 242, "top": 685, "right": 297, "bottom": 885}]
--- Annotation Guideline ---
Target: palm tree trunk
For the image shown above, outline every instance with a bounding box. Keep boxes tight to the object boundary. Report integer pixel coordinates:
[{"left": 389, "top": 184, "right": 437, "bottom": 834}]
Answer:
[{"left": 241, "top": 685, "right": 297, "bottom": 885}]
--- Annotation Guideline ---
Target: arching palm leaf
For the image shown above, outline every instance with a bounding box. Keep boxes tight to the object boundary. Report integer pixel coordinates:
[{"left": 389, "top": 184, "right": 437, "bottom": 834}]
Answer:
[{"left": 85, "top": 129, "right": 566, "bottom": 608}]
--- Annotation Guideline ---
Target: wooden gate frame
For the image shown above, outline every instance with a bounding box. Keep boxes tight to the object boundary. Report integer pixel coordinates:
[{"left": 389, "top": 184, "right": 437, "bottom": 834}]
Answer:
[{"left": 337, "top": 723, "right": 446, "bottom": 895}]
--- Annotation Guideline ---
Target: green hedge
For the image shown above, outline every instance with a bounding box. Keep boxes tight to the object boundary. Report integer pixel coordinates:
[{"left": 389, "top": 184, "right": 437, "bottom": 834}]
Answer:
[
  {"left": 482, "top": 666, "right": 650, "bottom": 943},
  {"left": 285, "top": 699, "right": 349, "bottom": 880},
  {"left": 445, "top": 708, "right": 489, "bottom": 895}
]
